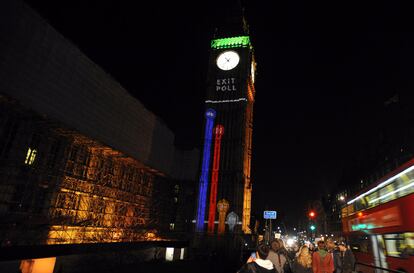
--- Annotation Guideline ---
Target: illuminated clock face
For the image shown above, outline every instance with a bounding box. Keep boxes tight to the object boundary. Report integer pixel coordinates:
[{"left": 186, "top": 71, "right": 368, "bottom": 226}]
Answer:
[{"left": 216, "top": 50, "right": 240, "bottom": 71}]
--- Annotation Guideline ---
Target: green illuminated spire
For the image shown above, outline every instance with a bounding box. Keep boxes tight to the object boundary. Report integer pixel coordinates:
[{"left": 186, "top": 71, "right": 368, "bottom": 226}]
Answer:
[{"left": 211, "top": 36, "right": 250, "bottom": 49}]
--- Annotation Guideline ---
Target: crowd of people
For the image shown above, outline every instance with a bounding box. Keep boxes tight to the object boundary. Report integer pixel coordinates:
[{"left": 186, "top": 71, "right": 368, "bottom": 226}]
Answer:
[{"left": 237, "top": 238, "right": 355, "bottom": 273}]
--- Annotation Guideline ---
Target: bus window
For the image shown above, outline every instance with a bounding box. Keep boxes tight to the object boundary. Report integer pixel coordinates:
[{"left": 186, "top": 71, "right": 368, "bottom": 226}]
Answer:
[
  {"left": 403, "top": 233, "right": 414, "bottom": 257},
  {"left": 384, "top": 233, "right": 414, "bottom": 258},
  {"left": 384, "top": 234, "right": 404, "bottom": 257}
]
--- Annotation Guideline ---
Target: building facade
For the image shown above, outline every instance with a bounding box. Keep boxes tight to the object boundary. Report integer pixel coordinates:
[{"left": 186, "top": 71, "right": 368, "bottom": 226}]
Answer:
[{"left": 0, "top": 0, "right": 198, "bottom": 246}]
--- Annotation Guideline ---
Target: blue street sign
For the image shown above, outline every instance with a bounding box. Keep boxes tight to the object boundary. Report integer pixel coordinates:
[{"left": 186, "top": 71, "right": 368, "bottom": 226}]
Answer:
[{"left": 263, "top": 210, "right": 277, "bottom": 219}]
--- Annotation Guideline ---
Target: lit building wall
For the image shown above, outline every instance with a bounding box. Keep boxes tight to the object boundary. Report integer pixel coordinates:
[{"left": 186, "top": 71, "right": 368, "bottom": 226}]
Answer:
[
  {"left": 0, "top": 0, "right": 198, "bottom": 247},
  {"left": 0, "top": 96, "right": 172, "bottom": 245}
]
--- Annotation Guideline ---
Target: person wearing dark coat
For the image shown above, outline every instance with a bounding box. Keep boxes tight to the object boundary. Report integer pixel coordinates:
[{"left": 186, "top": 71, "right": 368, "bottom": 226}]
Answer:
[
  {"left": 334, "top": 243, "right": 355, "bottom": 273},
  {"left": 332, "top": 248, "right": 341, "bottom": 273},
  {"left": 237, "top": 243, "right": 277, "bottom": 273}
]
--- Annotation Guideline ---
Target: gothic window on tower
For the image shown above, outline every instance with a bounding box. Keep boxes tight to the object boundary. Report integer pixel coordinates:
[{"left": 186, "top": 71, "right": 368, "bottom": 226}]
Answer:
[
  {"left": 24, "top": 147, "right": 37, "bottom": 165},
  {"left": 25, "top": 134, "right": 41, "bottom": 166}
]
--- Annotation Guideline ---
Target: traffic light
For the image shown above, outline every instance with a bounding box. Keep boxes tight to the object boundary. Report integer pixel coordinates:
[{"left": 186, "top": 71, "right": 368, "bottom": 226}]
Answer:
[
  {"left": 310, "top": 225, "right": 316, "bottom": 231},
  {"left": 308, "top": 210, "right": 316, "bottom": 219}
]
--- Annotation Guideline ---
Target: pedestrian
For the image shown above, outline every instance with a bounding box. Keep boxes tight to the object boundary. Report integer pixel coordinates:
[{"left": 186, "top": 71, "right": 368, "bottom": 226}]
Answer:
[
  {"left": 326, "top": 239, "right": 337, "bottom": 272},
  {"left": 312, "top": 241, "right": 334, "bottom": 273},
  {"left": 267, "top": 239, "right": 287, "bottom": 273},
  {"left": 332, "top": 244, "right": 341, "bottom": 273},
  {"left": 278, "top": 239, "right": 294, "bottom": 273},
  {"left": 326, "top": 239, "right": 336, "bottom": 254},
  {"left": 335, "top": 242, "right": 355, "bottom": 273},
  {"left": 292, "top": 245, "right": 313, "bottom": 273},
  {"left": 237, "top": 243, "right": 277, "bottom": 273},
  {"left": 308, "top": 243, "right": 315, "bottom": 254}
]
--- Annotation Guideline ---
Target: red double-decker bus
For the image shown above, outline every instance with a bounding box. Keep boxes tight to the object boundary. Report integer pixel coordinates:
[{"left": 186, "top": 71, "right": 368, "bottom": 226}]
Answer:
[{"left": 341, "top": 158, "right": 414, "bottom": 273}]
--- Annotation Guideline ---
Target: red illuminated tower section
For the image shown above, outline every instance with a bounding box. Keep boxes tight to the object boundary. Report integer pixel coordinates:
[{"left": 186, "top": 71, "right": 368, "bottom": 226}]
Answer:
[{"left": 207, "top": 125, "right": 224, "bottom": 233}]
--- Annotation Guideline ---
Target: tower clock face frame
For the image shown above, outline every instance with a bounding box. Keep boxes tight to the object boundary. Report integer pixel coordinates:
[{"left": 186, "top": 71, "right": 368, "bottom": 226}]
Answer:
[{"left": 216, "top": 50, "right": 240, "bottom": 71}]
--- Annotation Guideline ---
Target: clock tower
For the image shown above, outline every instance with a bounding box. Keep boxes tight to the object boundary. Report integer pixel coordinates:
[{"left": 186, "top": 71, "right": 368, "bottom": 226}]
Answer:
[{"left": 195, "top": 15, "right": 256, "bottom": 234}]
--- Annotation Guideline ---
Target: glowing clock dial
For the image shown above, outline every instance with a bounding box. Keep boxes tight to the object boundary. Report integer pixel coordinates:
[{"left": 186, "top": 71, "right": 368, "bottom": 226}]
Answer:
[{"left": 216, "top": 50, "right": 240, "bottom": 71}]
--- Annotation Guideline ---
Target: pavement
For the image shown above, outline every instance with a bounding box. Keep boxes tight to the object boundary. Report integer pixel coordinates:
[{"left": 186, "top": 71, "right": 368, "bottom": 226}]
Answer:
[{"left": 79, "top": 258, "right": 241, "bottom": 273}]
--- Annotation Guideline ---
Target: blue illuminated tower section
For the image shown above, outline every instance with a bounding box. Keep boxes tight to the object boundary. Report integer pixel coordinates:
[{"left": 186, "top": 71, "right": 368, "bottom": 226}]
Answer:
[{"left": 195, "top": 108, "right": 216, "bottom": 232}]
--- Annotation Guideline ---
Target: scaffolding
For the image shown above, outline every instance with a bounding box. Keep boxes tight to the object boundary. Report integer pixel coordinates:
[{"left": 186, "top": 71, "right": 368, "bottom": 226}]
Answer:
[{"left": 0, "top": 95, "right": 172, "bottom": 246}]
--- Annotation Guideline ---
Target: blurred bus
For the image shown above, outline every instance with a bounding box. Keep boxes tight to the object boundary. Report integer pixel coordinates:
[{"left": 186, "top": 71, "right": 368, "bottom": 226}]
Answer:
[{"left": 341, "top": 158, "right": 414, "bottom": 273}]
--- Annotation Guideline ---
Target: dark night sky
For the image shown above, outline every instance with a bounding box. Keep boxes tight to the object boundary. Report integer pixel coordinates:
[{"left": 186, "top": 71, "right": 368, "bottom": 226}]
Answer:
[{"left": 24, "top": 0, "right": 414, "bottom": 227}]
